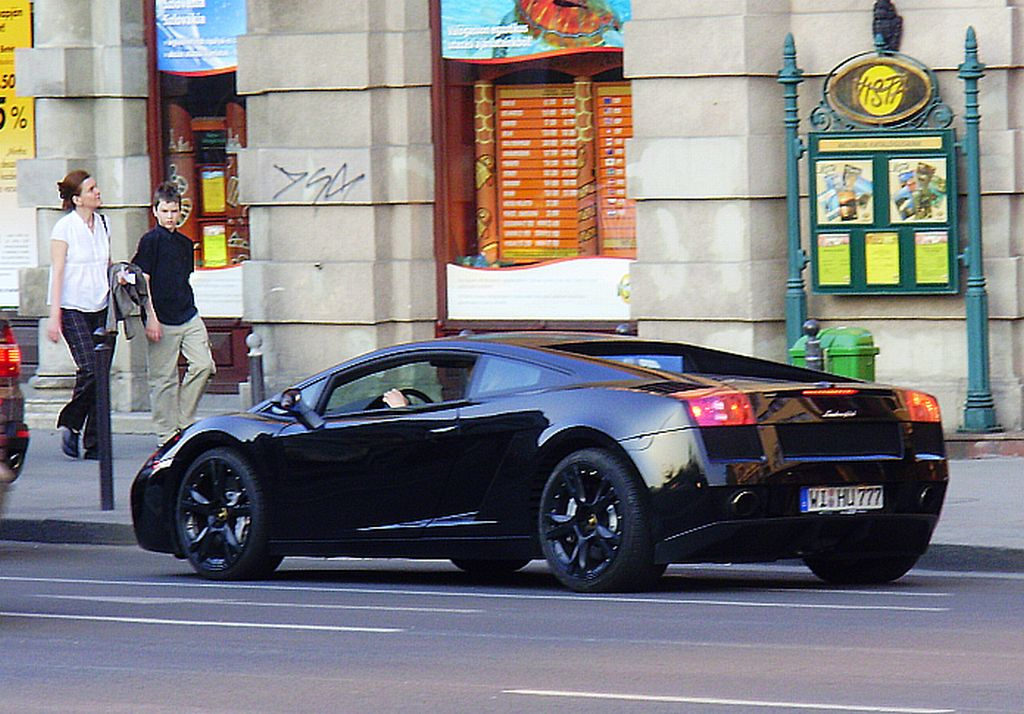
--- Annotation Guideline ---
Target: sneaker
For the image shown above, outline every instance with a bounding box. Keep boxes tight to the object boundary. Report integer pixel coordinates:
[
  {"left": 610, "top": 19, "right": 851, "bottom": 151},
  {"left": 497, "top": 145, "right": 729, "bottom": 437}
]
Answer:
[
  {"left": 60, "top": 427, "right": 80, "bottom": 459},
  {"left": 83, "top": 448, "right": 99, "bottom": 461}
]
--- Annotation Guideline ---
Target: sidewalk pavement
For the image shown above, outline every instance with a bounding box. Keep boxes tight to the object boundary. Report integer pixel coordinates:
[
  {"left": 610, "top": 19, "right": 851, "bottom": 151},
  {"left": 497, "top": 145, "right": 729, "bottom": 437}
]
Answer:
[
  {"left": 3, "top": 400, "right": 1023, "bottom": 573},
  {"left": 1, "top": 390, "right": 242, "bottom": 545}
]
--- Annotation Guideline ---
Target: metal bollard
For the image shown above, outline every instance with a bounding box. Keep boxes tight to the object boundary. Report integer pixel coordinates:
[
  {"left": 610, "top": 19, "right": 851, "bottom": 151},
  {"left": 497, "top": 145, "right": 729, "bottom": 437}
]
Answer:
[
  {"left": 91, "top": 327, "right": 116, "bottom": 511},
  {"left": 247, "top": 332, "right": 266, "bottom": 406},
  {"left": 803, "top": 319, "right": 823, "bottom": 372}
]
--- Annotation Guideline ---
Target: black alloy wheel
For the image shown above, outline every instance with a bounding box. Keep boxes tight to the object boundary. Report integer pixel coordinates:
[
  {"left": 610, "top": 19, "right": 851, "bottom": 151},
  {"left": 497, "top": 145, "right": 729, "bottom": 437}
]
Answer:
[
  {"left": 803, "top": 554, "right": 920, "bottom": 585},
  {"left": 175, "top": 447, "right": 281, "bottom": 580},
  {"left": 539, "top": 448, "right": 664, "bottom": 593}
]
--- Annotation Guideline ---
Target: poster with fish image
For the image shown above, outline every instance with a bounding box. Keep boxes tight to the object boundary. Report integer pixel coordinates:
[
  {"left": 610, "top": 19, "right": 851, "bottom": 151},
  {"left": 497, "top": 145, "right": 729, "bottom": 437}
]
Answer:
[{"left": 442, "top": 0, "right": 630, "bottom": 62}]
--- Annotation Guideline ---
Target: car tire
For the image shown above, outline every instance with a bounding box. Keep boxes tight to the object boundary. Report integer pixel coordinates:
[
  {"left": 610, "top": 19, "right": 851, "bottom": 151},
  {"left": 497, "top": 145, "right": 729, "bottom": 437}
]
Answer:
[
  {"left": 175, "top": 447, "right": 282, "bottom": 581},
  {"left": 539, "top": 447, "right": 664, "bottom": 593},
  {"left": 450, "top": 558, "right": 531, "bottom": 575},
  {"left": 803, "top": 554, "right": 919, "bottom": 585}
]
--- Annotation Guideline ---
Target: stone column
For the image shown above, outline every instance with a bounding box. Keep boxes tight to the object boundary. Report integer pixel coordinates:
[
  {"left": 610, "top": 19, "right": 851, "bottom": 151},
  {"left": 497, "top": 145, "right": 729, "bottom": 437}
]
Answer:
[
  {"left": 15, "top": 0, "right": 152, "bottom": 412},
  {"left": 626, "top": 3, "right": 792, "bottom": 359},
  {"left": 236, "top": 0, "right": 437, "bottom": 390}
]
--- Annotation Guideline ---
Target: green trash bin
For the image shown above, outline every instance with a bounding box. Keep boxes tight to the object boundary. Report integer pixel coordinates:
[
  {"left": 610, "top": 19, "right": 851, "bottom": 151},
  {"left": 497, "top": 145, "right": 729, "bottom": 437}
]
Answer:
[
  {"left": 820, "top": 326, "right": 878, "bottom": 381},
  {"left": 789, "top": 326, "right": 879, "bottom": 381}
]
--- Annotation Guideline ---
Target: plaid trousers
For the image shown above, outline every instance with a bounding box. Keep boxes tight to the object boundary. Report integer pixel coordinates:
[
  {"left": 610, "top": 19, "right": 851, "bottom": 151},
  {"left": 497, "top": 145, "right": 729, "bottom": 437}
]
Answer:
[{"left": 57, "top": 308, "right": 108, "bottom": 451}]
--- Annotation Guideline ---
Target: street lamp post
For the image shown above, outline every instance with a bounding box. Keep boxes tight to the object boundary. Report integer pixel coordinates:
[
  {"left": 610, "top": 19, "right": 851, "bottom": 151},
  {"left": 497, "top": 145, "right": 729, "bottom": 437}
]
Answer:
[
  {"left": 778, "top": 34, "right": 808, "bottom": 356},
  {"left": 957, "top": 27, "right": 999, "bottom": 432}
]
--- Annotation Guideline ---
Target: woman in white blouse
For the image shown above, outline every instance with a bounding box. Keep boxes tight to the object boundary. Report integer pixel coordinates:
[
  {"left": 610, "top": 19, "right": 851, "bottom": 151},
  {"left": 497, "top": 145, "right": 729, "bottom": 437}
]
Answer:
[{"left": 47, "top": 170, "right": 110, "bottom": 460}]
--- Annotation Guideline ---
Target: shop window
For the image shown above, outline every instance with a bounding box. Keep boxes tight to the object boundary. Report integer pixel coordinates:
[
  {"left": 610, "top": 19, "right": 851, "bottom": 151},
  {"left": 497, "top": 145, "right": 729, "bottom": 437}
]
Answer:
[
  {"left": 434, "top": 0, "right": 635, "bottom": 330},
  {"left": 147, "top": 0, "right": 250, "bottom": 392},
  {"left": 162, "top": 73, "right": 248, "bottom": 270}
]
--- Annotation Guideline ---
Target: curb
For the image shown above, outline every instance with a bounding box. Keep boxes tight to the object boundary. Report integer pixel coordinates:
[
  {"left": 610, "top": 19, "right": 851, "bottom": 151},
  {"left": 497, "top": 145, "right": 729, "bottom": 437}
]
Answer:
[
  {"left": 0, "top": 519, "right": 136, "bottom": 546},
  {"left": 915, "top": 544, "right": 1024, "bottom": 574}
]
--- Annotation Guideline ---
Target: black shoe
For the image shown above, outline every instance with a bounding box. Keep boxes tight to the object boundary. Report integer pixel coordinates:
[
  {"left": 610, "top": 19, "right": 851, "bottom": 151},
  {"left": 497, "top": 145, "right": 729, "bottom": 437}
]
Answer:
[
  {"left": 83, "top": 448, "right": 99, "bottom": 461},
  {"left": 61, "top": 427, "right": 80, "bottom": 459}
]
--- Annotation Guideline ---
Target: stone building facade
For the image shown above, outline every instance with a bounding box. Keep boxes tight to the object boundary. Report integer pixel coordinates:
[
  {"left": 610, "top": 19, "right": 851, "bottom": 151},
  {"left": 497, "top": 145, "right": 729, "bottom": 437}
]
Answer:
[{"left": 14, "top": 0, "right": 1024, "bottom": 431}]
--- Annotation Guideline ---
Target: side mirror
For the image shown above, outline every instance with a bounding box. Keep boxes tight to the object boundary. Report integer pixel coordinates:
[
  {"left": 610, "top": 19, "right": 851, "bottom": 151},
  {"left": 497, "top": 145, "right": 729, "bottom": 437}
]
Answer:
[{"left": 277, "top": 388, "right": 325, "bottom": 430}]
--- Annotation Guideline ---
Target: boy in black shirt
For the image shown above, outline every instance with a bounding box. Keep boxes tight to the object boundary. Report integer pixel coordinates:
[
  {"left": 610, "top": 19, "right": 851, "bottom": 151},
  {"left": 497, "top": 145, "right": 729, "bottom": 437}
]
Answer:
[{"left": 132, "top": 182, "right": 215, "bottom": 443}]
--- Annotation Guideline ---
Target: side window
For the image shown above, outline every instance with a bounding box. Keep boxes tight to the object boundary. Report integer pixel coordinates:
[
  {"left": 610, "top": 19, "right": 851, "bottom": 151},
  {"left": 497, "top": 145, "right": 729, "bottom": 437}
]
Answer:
[
  {"left": 322, "top": 355, "right": 476, "bottom": 415},
  {"left": 470, "top": 356, "right": 567, "bottom": 399}
]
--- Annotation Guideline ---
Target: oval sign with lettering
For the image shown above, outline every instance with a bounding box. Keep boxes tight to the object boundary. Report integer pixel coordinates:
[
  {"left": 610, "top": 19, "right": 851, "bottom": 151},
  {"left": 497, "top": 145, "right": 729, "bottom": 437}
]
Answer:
[{"left": 826, "top": 55, "right": 933, "bottom": 126}]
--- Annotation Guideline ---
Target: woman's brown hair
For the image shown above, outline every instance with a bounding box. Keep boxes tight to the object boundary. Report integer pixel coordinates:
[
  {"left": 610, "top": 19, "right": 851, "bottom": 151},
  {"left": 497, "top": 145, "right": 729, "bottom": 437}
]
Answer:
[{"left": 57, "top": 170, "right": 91, "bottom": 211}]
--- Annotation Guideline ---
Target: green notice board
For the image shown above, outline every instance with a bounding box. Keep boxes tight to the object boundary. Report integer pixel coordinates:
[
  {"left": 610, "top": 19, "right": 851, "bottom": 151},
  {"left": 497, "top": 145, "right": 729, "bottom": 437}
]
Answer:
[{"left": 807, "top": 130, "right": 959, "bottom": 294}]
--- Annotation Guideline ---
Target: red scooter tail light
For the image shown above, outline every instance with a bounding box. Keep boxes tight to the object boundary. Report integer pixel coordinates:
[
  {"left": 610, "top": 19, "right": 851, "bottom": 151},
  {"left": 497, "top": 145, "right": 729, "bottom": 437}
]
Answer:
[
  {"left": 681, "top": 390, "right": 756, "bottom": 427},
  {"left": 903, "top": 390, "right": 942, "bottom": 423},
  {"left": 0, "top": 322, "right": 21, "bottom": 379}
]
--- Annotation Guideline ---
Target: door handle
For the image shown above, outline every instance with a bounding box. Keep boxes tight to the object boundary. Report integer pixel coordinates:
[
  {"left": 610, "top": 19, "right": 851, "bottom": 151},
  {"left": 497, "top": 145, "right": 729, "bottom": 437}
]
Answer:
[{"left": 429, "top": 425, "right": 458, "bottom": 435}]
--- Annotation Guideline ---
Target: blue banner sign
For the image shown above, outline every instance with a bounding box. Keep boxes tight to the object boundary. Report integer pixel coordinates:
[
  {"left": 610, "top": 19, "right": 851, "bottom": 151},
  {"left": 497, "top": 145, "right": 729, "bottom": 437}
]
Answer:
[
  {"left": 157, "top": 0, "right": 246, "bottom": 75},
  {"left": 442, "top": 0, "right": 630, "bottom": 63}
]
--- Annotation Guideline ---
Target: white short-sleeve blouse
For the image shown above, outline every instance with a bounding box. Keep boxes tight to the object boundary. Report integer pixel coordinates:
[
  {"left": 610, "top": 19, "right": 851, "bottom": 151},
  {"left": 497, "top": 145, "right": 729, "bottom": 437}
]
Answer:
[{"left": 49, "top": 210, "right": 110, "bottom": 311}]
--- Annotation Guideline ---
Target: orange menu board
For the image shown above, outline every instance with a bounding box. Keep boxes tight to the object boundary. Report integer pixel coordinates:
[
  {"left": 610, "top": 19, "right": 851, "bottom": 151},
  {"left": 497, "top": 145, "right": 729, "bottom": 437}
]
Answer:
[
  {"left": 496, "top": 85, "right": 580, "bottom": 261},
  {"left": 595, "top": 84, "right": 635, "bottom": 257}
]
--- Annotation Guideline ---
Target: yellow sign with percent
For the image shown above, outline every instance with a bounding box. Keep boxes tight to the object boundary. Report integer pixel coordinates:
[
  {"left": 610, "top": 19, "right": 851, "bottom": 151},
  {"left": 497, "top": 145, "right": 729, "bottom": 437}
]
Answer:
[{"left": 0, "top": 0, "right": 34, "bottom": 195}]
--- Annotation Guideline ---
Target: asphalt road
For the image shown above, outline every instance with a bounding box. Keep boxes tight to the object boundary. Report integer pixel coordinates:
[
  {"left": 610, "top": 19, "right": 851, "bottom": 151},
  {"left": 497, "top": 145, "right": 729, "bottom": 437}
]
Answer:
[{"left": 2, "top": 543, "right": 1022, "bottom": 714}]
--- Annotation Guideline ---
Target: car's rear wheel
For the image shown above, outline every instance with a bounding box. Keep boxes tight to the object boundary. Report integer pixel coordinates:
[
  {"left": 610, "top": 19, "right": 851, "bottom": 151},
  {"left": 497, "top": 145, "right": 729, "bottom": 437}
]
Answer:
[
  {"left": 539, "top": 448, "right": 664, "bottom": 593},
  {"left": 450, "top": 558, "right": 531, "bottom": 575},
  {"left": 803, "top": 554, "right": 919, "bottom": 585},
  {"left": 175, "top": 447, "right": 281, "bottom": 580}
]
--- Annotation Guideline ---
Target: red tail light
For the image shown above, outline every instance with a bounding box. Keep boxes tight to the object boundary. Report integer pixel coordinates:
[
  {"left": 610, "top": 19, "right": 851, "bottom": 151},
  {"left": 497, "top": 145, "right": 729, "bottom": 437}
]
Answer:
[
  {"left": 903, "top": 390, "right": 941, "bottom": 422},
  {"left": 681, "top": 389, "right": 755, "bottom": 427},
  {"left": 0, "top": 323, "right": 21, "bottom": 379}
]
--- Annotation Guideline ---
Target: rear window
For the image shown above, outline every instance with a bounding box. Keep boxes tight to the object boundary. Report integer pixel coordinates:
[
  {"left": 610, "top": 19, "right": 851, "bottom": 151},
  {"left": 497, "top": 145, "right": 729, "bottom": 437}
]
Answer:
[
  {"left": 553, "top": 340, "right": 831, "bottom": 382},
  {"left": 600, "top": 354, "right": 686, "bottom": 374}
]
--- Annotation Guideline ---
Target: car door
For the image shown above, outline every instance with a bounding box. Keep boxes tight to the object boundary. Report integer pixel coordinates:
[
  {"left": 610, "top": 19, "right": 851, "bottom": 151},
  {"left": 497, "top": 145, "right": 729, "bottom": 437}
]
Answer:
[
  {"left": 267, "top": 353, "right": 477, "bottom": 543},
  {"left": 432, "top": 355, "right": 569, "bottom": 537}
]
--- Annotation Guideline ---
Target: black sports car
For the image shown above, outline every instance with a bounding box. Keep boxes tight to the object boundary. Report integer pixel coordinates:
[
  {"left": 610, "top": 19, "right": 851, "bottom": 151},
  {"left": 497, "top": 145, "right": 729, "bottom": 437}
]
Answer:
[{"left": 131, "top": 332, "right": 948, "bottom": 592}]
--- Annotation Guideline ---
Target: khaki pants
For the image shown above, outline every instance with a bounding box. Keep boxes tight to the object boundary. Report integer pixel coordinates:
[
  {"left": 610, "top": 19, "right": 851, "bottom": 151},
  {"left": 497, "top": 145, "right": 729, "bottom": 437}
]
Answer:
[{"left": 147, "top": 314, "right": 215, "bottom": 442}]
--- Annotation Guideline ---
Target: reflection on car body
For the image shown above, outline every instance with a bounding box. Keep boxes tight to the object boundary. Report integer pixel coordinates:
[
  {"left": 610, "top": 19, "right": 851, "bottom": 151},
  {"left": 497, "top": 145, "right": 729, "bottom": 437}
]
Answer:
[{"left": 132, "top": 332, "right": 948, "bottom": 593}]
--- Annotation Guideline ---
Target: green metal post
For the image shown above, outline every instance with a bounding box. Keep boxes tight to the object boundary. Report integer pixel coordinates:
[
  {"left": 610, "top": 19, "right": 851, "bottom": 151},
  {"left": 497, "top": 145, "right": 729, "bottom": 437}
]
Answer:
[
  {"left": 778, "top": 34, "right": 807, "bottom": 357},
  {"left": 958, "top": 27, "right": 1000, "bottom": 432}
]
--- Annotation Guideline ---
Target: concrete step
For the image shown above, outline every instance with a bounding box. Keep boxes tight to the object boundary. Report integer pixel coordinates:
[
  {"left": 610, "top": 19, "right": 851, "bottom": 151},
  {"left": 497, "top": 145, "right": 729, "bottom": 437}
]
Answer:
[{"left": 944, "top": 432, "right": 1024, "bottom": 459}]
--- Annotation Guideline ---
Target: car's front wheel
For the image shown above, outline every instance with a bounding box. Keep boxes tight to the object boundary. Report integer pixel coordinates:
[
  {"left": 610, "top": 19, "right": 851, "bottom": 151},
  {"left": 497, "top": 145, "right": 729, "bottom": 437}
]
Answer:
[
  {"left": 803, "top": 554, "right": 919, "bottom": 585},
  {"left": 175, "top": 447, "right": 281, "bottom": 580},
  {"left": 539, "top": 448, "right": 664, "bottom": 593}
]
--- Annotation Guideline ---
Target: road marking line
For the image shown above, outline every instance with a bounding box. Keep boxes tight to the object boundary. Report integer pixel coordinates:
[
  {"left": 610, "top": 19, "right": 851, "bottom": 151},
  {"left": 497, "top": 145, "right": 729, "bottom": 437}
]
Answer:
[
  {"left": 35, "top": 594, "right": 480, "bottom": 614},
  {"left": 0, "top": 611, "right": 402, "bottom": 634},
  {"left": 764, "top": 588, "right": 949, "bottom": 598},
  {"left": 0, "top": 577, "right": 947, "bottom": 612},
  {"left": 503, "top": 689, "right": 955, "bottom": 713}
]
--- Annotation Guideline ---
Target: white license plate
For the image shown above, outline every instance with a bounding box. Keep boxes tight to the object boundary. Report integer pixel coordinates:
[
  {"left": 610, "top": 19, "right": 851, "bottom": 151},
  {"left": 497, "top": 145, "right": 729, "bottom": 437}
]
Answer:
[{"left": 800, "top": 485, "right": 884, "bottom": 513}]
